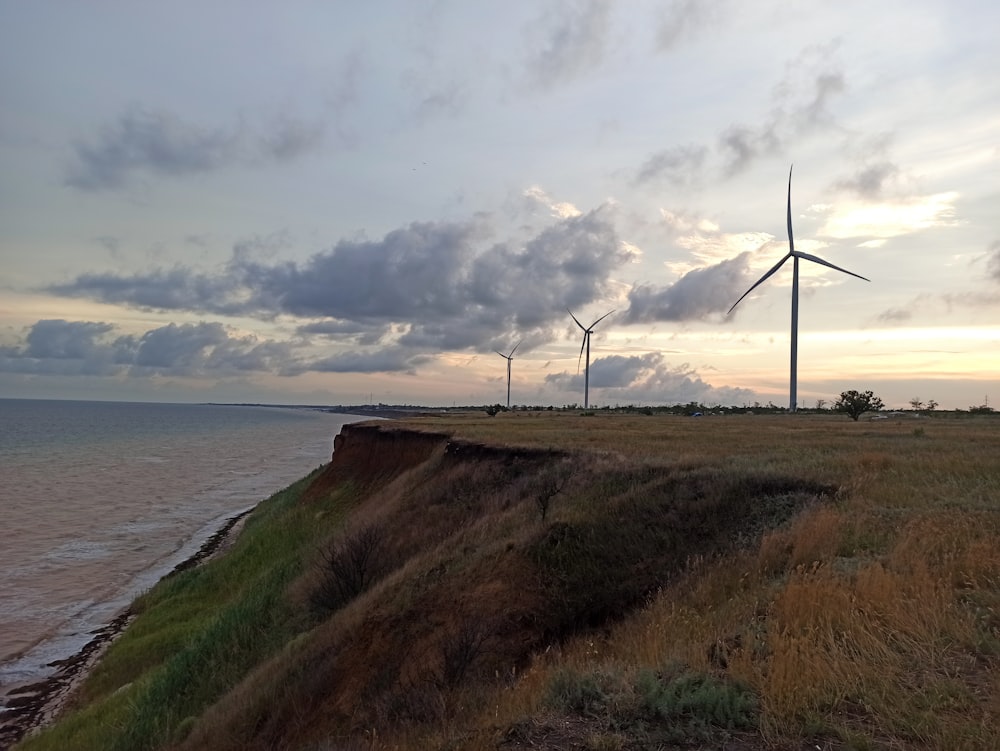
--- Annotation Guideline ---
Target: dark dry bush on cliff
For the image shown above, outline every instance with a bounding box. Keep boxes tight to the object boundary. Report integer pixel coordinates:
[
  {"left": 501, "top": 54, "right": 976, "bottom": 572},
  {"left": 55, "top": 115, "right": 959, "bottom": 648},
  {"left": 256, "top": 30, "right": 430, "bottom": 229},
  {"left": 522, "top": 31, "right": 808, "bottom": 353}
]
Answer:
[{"left": 309, "top": 523, "right": 391, "bottom": 614}]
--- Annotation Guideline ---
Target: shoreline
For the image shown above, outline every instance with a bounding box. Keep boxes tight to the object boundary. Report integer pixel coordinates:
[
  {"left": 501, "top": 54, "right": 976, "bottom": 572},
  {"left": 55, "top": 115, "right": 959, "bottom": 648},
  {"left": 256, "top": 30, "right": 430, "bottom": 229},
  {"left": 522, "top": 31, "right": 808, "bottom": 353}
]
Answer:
[{"left": 0, "top": 508, "right": 255, "bottom": 750}]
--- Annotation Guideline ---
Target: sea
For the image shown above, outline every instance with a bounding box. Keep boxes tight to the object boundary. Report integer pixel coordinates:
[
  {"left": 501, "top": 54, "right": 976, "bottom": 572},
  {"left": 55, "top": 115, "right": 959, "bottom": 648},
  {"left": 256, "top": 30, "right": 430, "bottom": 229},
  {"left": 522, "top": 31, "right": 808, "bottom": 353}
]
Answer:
[{"left": 0, "top": 398, "right": 369, "bottom": 711}]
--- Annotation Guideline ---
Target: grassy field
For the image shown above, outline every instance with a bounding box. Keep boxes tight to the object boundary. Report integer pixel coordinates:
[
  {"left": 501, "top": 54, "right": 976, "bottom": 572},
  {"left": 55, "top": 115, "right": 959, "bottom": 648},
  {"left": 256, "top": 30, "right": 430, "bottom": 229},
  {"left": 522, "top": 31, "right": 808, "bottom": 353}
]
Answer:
[{"left": 16, "top": 411, "right": 1000, "bottom": 750}]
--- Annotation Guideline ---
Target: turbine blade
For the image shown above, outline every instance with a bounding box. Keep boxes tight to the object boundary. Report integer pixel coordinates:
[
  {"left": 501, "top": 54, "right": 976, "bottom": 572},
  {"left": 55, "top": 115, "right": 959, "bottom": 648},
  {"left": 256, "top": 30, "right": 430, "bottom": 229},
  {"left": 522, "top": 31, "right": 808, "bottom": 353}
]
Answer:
[
  {"left": 787, "top": 164, "right": 795, "bottom": 255},
  {"left": 727, "top": 254, "right": 792, "bottom": 314},
  {"left": 577, "top": 334, "right": 587, "bottom": 373},
  {"left": 567, "top": 308, "right": 586, "bottom": 331},
  {"left": 494, "top": 350, "right": 508, "bottom": 359},
  {"left": 509, "top": 340, "right": 522, "bottom": 358},
  {"left": 796, "top": 251, "right": 870, "bottom": 282},
  {"left": 589, "top": 309, "right": 616, "bottom": 329}
]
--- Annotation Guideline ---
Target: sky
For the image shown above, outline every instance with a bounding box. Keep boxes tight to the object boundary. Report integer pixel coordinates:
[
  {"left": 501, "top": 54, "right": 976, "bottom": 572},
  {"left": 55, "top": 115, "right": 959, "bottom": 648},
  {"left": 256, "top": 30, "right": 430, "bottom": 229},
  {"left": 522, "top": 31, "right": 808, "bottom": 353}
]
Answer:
[{"left": 1, "top": 1, "right": 998, "bottom": 410}]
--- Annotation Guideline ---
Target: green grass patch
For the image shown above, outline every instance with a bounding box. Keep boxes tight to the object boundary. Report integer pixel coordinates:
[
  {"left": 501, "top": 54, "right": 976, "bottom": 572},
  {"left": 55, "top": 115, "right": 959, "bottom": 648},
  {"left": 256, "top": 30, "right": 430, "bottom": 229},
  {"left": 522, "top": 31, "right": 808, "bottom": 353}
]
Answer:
[{"left": 19, "top": 469, "right": 355, "bottom": 751}]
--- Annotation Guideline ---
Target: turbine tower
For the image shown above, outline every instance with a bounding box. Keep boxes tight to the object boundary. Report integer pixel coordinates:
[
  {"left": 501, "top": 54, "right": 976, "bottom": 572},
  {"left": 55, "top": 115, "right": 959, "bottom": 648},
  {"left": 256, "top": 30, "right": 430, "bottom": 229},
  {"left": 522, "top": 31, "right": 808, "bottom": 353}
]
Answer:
[
  {"left": 728, "top": 166, "right": 870, "bottom": 411},
  {"left": 494, "top": 341, "right": 521, "bottom": 410},
  {"left": 568, "top": 309, "right": 614, "bottom": 409}
]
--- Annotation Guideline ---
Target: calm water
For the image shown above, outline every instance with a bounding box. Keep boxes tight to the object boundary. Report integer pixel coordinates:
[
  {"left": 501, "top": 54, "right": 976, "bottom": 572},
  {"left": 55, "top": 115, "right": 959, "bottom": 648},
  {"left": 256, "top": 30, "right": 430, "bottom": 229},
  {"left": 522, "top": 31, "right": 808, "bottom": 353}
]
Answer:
[{"left": 0, "top": 399, "right": 366, "bottom": 707}]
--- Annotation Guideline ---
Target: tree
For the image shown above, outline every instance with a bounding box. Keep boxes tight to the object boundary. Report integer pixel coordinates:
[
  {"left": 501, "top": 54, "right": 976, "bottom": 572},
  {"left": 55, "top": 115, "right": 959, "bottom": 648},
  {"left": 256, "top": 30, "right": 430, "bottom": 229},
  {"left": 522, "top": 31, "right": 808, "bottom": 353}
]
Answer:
[
  {"left": 835, "top": 389, "right": 885, "bottom": 421},
  {"left": 926, "top": 399, "right": 938, "bottom": 410},
  {"left": 815, "top": 398, "right": 827, "bottom": 410},
  {"left": 909, "top": 397, "right": 924, "bottom": 410}
]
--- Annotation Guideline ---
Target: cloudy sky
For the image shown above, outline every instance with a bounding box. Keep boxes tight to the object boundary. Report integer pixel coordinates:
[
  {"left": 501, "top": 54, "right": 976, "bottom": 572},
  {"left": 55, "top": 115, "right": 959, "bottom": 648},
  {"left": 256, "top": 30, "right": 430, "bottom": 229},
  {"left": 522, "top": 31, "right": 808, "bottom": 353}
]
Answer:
[{"left": 1, "top": 1, "right": 997, "bottom": 409}]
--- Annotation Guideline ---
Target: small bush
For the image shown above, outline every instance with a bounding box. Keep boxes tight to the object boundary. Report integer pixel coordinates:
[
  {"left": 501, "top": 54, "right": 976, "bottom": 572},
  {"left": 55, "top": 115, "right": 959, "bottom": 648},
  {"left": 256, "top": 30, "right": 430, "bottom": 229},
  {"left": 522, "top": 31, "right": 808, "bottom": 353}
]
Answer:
[
  {"left": 436, "top": 618, "right": 494, "bottom": 688},
  {"left": 545, "top": 669, "right": 609, "bottom": 717},
  {"left": 310, "top": 524, "right": 389, "bottom": 614},
  {"left": 636, "top": 668, "right": 757, "bottom": 731}
]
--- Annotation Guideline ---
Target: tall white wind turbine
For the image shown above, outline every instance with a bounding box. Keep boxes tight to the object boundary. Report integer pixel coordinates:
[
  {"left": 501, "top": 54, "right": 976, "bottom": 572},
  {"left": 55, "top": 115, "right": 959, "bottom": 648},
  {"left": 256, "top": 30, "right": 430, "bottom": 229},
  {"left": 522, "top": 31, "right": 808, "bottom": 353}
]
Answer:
[
  {"left": 568, "top": 309, "right": 615, "bottom": 409},
  {"left": 494, "top": 341, "right": 521, "bottom": 409},
  {"left": 728, "top": 166, "right": 870, "bottom": 411}
]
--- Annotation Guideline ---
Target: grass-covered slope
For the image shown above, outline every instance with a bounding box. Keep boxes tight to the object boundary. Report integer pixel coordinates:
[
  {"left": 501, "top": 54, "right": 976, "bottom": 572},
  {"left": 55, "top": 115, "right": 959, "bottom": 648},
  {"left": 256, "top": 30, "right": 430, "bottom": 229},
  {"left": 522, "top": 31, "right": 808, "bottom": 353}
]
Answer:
[{"left": 17, "top": 413, "right": 1000, "bottom": 751}]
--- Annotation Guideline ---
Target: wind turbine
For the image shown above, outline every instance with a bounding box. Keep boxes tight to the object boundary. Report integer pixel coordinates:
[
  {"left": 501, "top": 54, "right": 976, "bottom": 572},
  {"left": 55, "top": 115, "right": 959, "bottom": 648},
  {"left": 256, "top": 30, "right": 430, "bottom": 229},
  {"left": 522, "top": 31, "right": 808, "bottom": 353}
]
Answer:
[
  {"left": 568, "top": 309, "right": 615, "bottom": 409},
  {"left": 728, "top": 165, "right": 870, "bottom": 411},
  {"left": 494, "top": 340, "right": 521, "bottom": 410}
]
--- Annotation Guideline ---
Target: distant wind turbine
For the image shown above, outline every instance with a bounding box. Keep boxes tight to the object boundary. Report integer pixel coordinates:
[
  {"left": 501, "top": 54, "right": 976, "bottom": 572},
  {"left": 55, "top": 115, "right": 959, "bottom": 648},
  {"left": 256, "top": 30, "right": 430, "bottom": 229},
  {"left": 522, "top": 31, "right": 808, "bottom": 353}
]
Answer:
[
  {"left": 728, "top": 165, "right": 870, "bottom": 411},
  {"left": 494, "top": 341, "right": 521, "bottom": 409},
  {"left": 568, "top": 309, "right": 615, "bottom": 409}
]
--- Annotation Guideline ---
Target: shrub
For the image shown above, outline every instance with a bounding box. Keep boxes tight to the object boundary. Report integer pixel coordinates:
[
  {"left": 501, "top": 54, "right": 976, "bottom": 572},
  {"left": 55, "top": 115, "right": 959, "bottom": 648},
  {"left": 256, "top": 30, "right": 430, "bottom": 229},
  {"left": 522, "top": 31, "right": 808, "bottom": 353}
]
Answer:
[
  {"left": 834, "top": 390, "right": 884, "bottom": 421},
  {"left": 436, "top": 618, "right": 494, "bottom": 688},
  {"left": 545, "top": 669, "right": 610, "bottom": 717},
  {"left": 310, "top": 524, "right": 388, "bottom": 614},
  {"left": 636, "top": 668, "right": 757, "bottom": 731}
]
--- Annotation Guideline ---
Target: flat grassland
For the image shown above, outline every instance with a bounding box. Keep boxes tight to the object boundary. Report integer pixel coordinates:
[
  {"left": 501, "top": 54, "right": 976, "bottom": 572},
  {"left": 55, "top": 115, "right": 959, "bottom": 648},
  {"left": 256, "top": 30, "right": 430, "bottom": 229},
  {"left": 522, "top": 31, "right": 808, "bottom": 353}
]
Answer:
[{"left": 14, "top": 412, "right": 1000, "bottom": 751}]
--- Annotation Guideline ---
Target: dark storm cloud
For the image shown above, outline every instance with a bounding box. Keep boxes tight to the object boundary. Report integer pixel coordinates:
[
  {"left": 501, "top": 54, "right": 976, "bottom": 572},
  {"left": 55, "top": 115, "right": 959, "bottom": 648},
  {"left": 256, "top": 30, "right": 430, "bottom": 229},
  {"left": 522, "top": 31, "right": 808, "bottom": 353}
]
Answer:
[
  {"left": 623, "top": 252, "right": 753, "bottom": 323},
  {"left": 524, "top": 0, "right": 612, "bottom": 88},
  {"left": 545, "top": 352, "right": 755, "bottom": 405},
  {"left": 50, "top": 207, "right": 632, "bottom": 353},
  {"left": 633, "top": 144, "right": 707, "bottom": 186},
  {"left": 66, "top": 106, "right": 325, "bottom": 190}
]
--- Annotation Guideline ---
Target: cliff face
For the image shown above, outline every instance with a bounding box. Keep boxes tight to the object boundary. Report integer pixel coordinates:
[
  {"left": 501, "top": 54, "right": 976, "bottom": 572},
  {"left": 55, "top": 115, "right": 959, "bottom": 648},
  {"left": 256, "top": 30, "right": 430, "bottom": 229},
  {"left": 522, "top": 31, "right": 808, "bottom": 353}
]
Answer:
[
  {"left": 301, "top": 423, "right": 450, "bottom": 500},
  {"left": 174, "top": 422, "right": 833, "bottom": 751},
  {"left": 303, "top": 421, "right": 567, "bottom": 500}
]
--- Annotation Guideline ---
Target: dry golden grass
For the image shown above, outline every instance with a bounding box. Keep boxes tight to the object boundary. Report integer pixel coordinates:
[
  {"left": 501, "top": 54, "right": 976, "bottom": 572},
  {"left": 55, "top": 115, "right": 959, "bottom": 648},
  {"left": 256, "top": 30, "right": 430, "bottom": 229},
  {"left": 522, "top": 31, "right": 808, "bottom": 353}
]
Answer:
[{"left": 399, "top": 411, "right": 1000, "bottom": 750}]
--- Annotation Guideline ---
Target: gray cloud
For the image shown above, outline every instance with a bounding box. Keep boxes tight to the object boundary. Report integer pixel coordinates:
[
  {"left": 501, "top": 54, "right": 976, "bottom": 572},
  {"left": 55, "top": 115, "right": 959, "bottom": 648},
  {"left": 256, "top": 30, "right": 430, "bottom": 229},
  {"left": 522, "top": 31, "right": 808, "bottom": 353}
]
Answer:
[
  {"left": 545, "top": 352, "right": 755, "bottom": 405},
  {"left": 0, "top": 320, "right": 123, "bottom": 376},
  {"left": 986, "top": 240, "right": 1000, "bottom": 282},
  {"left": 0, "top": 319, "right": 124, "bottom": 376},
  {"left": 66, "top": 106, "right": 325, "bottom": 191},
  {"left": 589, "top": 352, "right": 661, "bottom": 388},
  {"left": 50, "top": 207, "right": 633, "bottom": 353},
  {"left": 23, "top": 319, "right": 115, "bottom": 360},
  {"left": 718, "top": 45, "right": 845, "bottom": 176},
  {"left": 287, "top": 347, "right": 430, "bottom": 375},
  {"left": 876, "top": 307, "right": 913, "bottom": 324},
  {"left": 525, "top": 0, "right": 612, "bottom": 88},
  {"left": 258, "top": 117, "right": 325, "bottom": 161},
  {"left": 624, "top": 252, "right": 753, "bottom": 323},
  {"left": 0, "top": 319, "right": 308, "bottom": 378},
  {"left": 656, "top": 0, "right": 728, "bottom": 50},
  {"left": 633, "top": 144, "right": 707, "bottom": 186},
  {"left": 50, "top": 267, "right": 244, "bottom": 316},
  {"left": 832, "top": 133, "right": 902, "bottom": 199},
  {"left": 834, "top": 162, "right": 900, "bottom": 200}
]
